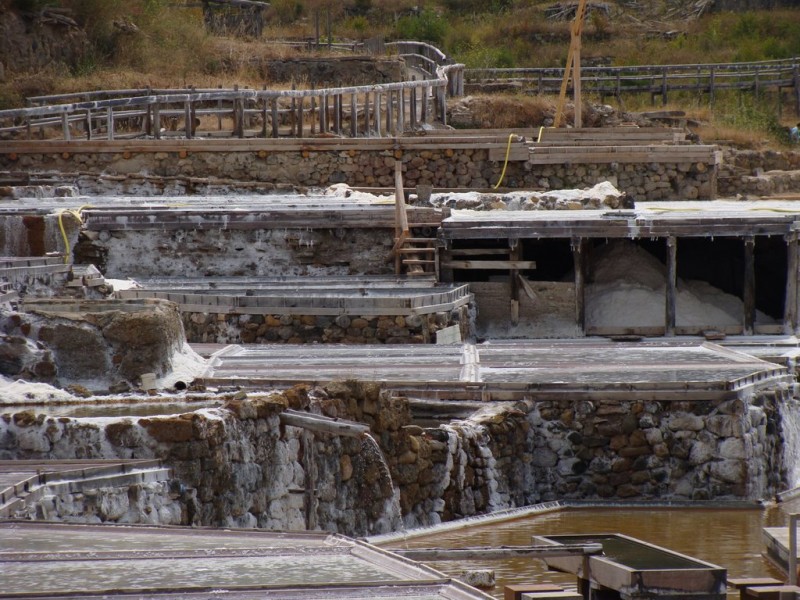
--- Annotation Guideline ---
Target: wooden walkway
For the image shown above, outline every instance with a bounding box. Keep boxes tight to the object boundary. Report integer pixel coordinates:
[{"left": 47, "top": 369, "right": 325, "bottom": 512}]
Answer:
[{"left": 467, "top": 56, "right": 800, "bottom": 109}]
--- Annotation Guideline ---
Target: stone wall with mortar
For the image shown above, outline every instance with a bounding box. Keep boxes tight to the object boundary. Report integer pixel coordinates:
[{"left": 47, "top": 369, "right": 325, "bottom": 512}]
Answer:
[
  {"left": 0, "top": 384, "right": 402, "bottom": 535},
  {"left": 0, "top": 382, "right": 790, "bottom": 532},
  {"left": 0, "top": 300, "right": 186, "bottom": 390},
  {"left": 182, "top": 308, "right": 470, "bottom": 344},
  {"left": 1, "top": 148, "right": 716, "bottom": 202},
  {"left": 74, "top": 227, "right": 395, "bottom": 279},
  {"left": 15, "top": 480, "right": 186, "bottom": 525},
  {"left": 719, "top": 149, "right": 800, "bottom": 197}
]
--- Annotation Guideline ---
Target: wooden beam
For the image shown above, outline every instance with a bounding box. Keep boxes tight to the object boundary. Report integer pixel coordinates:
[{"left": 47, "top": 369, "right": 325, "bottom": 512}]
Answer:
[
  {"left": 441, "top": 260, "right": 536, "bottom": 270},
  {"left": 394, "top": 543, "right": 604, "bottom": 561},
  {"left": 666, "top": 236, "right": 677, "bottom": 336}
]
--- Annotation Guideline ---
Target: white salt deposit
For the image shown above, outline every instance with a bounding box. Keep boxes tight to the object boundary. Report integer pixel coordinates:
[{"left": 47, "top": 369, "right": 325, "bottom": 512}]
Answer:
[
  {"left": 587, "top": 241, "right": 775, "bottom": 328},
  {"left": 155, "top": 343, "right": 208, "bottom": 389},
  {"left": 104, "top": 278, "right": 141, "bottom": 292},
  {"left": 0, "top": 377, "right": 78, "bottom": 404}
]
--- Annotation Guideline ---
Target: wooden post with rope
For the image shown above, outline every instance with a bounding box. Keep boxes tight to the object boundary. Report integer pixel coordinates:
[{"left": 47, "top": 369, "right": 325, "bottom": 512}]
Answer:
[{"left": 553, "top": 0, "right": 589, "bottom": 128}]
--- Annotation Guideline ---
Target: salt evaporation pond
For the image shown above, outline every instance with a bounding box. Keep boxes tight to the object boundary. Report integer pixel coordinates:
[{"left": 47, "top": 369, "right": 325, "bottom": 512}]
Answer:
[{"left": 386, "top": 504, "right": 798, "bottom": 599}]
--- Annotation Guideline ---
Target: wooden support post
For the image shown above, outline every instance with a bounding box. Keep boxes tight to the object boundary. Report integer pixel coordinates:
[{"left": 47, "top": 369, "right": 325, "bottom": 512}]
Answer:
[
  {"left": 784, "top": 231, "right": 798, "bottom": 334},
  {"left": 145, "top": 95, "right": 152, "bottom": 137},
  {"left": 510, "top": 238, "right": 520, "bottom": 326},
  {"left": 85, "top": 108, "right": 92, "bottom": 140},
  {"left": 794, "top": 66, "right": 800, "bottom": 118},
  {"left": 421, "top": 86, "right": 428, "bottom": 124},
  {"left": 261, "top": 92, "right": 268, "bottom": 138},
  {"left": 661, "top": 69, "right": 668, "bottom": 106},
  {"left": 744, "top": 236, "right": 756, "bottom": 335},
  {"left": 397, "top": 89, "right": 405, "bottom": 132},
  {"left": 333, "top": 94, "right": 341, "bottom": 134},
  {"left": 297, "top": 96, "right": 304, "bottom": 138},
  {"left": 184, "top": 101, "right": 192, "bottom": 139},
  {"left": 410, "top": 87, "right": 417, "bottom": 128},
  {"left": 363, "top": 93, "right": 370, "bottom": 136},
  {"left": 666, "top": 236, "right": 677, "bottom": 336},
  {"left": 153, "top": 103, "right": 161, "bottom": 140},
  {"left": 350, "top": 92, "right": 357, "bottom": 137},
  {"left": 572, "top": 237, "right": 586, "bottom": 334},
  {"left": 319, "top": 94, "right": 327, "bottom": 133},
  {"left": 217, "top": 85, "right": 223, "bottom": 130},
  {"left": 271, "top": 98, "right": 279, "bottom": 138},
  {"left": 310, "top": 91, "right": 316, "bottom": 135},
  {"left": 106, "top": 106, "right": 114, "bottom": 140},
  {"left": 374, "top": 92, "right": 382, "bottom": 137},
  {"left": 394, "top": 160, "right": 409, "bottom": 275},
  {"left": 291, "top": 84, "right": 297, "bottom": 136},
  {"left": 61, "top": 113, "right": 70, "bottom": 141},
  {"left": 387, "top": 91, "right": 394, "bottom": 135}
]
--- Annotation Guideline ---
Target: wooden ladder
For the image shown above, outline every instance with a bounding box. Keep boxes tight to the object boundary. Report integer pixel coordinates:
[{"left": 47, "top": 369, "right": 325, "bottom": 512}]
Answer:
[{"left": 397, "top": 236, "right": 438, "bottom": 277}]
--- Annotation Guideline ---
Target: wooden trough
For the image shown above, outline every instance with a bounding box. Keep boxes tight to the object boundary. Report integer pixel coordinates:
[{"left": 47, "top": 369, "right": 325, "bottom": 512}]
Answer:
[{"left": 532, "top": 533, "right": 727, "bottom": 600}]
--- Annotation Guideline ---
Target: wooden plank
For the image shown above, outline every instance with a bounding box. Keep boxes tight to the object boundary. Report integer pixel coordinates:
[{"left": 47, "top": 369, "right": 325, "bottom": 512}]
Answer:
[
  {"left": 573, "top": 238, "right": 586, "bottom": 333},
  {"left": 441, "top": 260, "right": 536, "bottom": 269},
  {"left": 395, "top": 544, "right": 603, "bottom": 561}
]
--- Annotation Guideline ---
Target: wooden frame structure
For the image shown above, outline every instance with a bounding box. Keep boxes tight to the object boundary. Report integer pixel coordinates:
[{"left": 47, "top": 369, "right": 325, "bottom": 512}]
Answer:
[{"left": 440, "top": 203, "right": 800, "bottom": 337}]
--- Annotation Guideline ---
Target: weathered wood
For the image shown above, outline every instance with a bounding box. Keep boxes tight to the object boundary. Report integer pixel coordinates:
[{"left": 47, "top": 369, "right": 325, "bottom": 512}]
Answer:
[
  {"left": 442, "top": 260, "right": 537, "bottom": 269},
  {"left": 784, "top": 231, "right": 798, "bottom": 334},
  {"left": 666, "top": 236, "right": 677, "bottom": 336},
  {"left": 279, "top": 410, "right": 370, "bottom": 437},
  {"left": 573, "top": 238, "right": 586, "bottom": 332},
  {"left": 509, "top": 239, "right": 520, "bottom": 326},
  {"left": 271, "top": 98, "right": 279, "bottom": 138},
  {"left": 744, "top": 236, "right": 756, "bottom": 335},
  {"left": 394, "top": 543, "right": 604, "bottom": 561},
  {"left": 350, "top": 92, "right": 357, "bottom": 138}
]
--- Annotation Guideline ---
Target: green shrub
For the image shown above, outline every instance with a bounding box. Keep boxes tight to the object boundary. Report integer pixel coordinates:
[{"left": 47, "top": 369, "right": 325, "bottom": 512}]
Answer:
[{"left": 395, "top": 9, "right": 449, "bottom": 44}]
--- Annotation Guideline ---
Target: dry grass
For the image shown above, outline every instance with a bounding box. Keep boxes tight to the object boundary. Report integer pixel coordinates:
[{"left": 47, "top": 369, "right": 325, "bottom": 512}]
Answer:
[
  {"left": 692, "top": 124, "right": 772, "bottom": 150},
  {"left": 463, "top": 94, "right": 556, "bottom": 128}
]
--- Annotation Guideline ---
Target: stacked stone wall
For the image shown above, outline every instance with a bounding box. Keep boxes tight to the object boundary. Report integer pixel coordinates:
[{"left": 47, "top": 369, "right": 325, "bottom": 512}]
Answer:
[
  {"left": 0, "top": 382, "right": 790, "bottom": 533},
  {"left": 182, "top": 308, "right": 468, "bottom": 344},
  {"left": 1, "top": 149, "right": 715, "bottom": 202}
]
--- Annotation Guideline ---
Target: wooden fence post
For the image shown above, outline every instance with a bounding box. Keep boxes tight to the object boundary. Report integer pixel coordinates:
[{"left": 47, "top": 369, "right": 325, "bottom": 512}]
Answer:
[
  {"left": 271, "top": 97, "right": 279, "bottom": 138},
  {"left": 375, "top": 92, "right": 382, "bottom": 137},
  {"left": 107, "top": 106, "right": 114, "bottom": 140},
  {"left": 153, "top": 103, "right": 161, "bottom": 140},
  {"left": 350, "top": 92, "right": 357, "bottom": 137}
]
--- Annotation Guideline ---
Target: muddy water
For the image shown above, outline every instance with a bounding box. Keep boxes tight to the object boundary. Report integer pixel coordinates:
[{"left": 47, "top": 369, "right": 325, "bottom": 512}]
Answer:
[{"left": 387, "top": 505, "right": 796, "bottom": 598}]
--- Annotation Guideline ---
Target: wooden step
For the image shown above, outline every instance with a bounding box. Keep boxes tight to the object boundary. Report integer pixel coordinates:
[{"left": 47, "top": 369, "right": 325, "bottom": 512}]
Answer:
[
  {"left": 403, "top": 259, "right": 437, "bottom": 265},
  {"left": 397, "top": 247, "right": 436, "bottom": 254}
]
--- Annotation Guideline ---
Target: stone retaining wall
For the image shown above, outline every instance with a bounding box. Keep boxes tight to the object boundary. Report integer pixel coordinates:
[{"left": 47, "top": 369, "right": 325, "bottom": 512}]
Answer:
[
  {"left": 18, "top": 481, "right": 186, "bottom": 525},
  {"left": 1, "top": 382, "right": 789, "bottom": 533},
  {"left": 719, "top": 149, "right": 800, "bottom": 197},
  {"left": 1, "top": 149, "right": 715, "bottom": 202},
  {"left": 182, "top": 308, "right": 469, "bottom": 344}
]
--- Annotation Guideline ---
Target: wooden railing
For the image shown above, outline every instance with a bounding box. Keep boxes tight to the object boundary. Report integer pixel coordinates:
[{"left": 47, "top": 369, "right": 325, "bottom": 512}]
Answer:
[
  {"left": 0, "top": 43, "right": 464, "bottom": 142},
  {"left": 467, "top": 57, "right": 800, "bottom": 107}
]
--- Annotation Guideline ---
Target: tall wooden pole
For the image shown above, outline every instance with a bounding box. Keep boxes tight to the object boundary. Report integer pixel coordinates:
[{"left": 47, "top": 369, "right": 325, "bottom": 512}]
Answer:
[{"left": 554, "top": 0, "right": 589, "bottom": 128}]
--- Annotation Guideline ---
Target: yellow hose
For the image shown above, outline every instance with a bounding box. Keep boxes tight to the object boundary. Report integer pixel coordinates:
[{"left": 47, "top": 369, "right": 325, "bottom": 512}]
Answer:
[
  {"left": 57, "top": 205, "right": 92, "bottom": 264},
  {"left": 493, "top": 133, "right": 519, "bottom": 190}
]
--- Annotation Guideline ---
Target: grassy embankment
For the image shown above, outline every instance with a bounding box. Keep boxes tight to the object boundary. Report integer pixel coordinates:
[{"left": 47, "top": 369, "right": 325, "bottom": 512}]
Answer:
[{"left": 3, "top": 0, "right": 800, "bottom": 147}]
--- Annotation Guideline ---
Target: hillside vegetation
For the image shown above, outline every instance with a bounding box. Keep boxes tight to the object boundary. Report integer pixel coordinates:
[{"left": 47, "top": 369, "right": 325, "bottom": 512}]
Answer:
[{"left": 2, "top": 0, "right": 800, "bottom": 146}]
